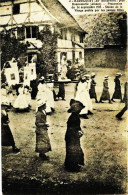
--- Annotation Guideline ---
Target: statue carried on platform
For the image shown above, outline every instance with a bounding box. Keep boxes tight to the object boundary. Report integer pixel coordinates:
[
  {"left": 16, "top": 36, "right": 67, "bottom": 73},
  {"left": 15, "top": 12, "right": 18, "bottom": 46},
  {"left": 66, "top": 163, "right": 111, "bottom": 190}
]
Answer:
[{"left": 59, "top": 56, "right": 70, "bottom": 81}]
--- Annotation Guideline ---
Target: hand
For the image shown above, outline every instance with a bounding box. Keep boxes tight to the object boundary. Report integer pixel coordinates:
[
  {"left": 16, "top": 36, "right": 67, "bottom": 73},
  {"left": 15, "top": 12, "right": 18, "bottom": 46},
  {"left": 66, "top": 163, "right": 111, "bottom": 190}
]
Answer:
[{"left": 78, "top": 130, "right": 84, "bottom": 137}]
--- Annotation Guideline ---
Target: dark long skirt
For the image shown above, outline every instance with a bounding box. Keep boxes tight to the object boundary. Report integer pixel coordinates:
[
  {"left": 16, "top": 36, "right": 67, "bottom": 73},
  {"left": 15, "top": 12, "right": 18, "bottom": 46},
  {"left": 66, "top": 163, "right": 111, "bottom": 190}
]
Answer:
[
  {"left": 58, "top": 83, "right": 65, "bottom": 99},
  {"left": 89, "top": 87, "right": 96, "bottom": 98},
  {"left": 2, "top": 125, "right": 15, "bottom": 147},
  {"left": 30, "top": 80, "right": 38, "bottom": 99},
  {"left": 65, "top": 141, "right": 84, "bottom": 171},
  {"left": 100, "top": 89, "right": 110, "bottom": 100},
  {"left": 112, "top": 88, "right": 122, "bottom": 99}
]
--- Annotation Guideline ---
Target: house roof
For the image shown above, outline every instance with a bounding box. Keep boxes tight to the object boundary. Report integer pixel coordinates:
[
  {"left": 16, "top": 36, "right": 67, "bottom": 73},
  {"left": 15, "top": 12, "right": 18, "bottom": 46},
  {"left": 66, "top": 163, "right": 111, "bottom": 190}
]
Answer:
[
  {"left": 0, "top": 0, "right": 85, "bottom": 32},
  {"left": 40, "top": 0, "right": 85, "bottom": 31}
]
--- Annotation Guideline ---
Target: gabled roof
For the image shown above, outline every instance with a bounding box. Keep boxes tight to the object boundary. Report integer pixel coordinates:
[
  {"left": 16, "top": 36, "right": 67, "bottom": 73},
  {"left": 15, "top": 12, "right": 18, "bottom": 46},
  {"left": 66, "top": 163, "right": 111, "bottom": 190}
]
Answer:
[
  {"left": 0, "top": 0, "right": 85, "bottom": 32},
  {"left": 40, "top": 0, "right": 85, "bottom": 31}
]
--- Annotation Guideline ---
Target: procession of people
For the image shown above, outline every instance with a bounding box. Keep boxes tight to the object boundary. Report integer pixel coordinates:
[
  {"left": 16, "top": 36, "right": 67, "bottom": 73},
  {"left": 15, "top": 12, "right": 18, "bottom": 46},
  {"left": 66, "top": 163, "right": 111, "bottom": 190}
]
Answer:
[{"left": 1, "top": 60, "right": 128, "bottom": 173}]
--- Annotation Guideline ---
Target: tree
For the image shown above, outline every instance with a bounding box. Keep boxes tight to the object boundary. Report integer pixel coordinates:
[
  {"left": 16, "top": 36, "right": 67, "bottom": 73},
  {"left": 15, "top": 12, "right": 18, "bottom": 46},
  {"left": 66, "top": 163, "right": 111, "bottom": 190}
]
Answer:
[
  {"left": 37, "top": 25, "right": 58, "bottom": 76},
  {"left": 1, "top": 29, "right": 27, "bottom": 69}
]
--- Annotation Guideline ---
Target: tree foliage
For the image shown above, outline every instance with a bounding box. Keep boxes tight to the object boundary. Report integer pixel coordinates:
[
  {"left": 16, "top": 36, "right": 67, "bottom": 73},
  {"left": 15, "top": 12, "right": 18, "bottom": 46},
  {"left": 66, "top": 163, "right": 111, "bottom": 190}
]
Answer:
[
  {"left": 1, "top": 30, "right": 27, "bottom": 69},
  {"left": 37, "top": 25, "right": 58, "bottom": 76}
]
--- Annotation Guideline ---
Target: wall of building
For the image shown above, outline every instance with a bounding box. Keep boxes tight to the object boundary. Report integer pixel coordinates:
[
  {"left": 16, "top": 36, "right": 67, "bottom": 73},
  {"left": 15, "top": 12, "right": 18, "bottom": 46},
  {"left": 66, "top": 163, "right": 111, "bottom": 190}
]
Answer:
[{"left": 84, "top": 48, "right": 126, "bottom": 70}]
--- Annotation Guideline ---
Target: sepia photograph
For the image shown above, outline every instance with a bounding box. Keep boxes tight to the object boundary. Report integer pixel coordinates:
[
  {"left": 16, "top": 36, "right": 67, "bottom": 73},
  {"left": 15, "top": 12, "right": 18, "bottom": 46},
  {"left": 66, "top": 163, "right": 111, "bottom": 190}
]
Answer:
[{"left": 0, "top": 0, "right": 127, "bottom": 194}]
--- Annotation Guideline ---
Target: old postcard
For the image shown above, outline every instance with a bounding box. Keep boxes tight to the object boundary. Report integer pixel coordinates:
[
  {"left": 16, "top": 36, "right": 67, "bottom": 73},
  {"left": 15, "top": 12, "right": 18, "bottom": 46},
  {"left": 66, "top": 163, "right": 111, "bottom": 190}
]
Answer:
[{"left": 0, "top": 0, "right": 127, "bottom": 194}]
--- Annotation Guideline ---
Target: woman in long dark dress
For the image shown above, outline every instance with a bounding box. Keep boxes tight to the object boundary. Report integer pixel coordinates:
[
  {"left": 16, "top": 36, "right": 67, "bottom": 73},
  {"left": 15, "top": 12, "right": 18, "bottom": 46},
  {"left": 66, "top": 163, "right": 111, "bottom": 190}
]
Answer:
[
  {"left": 116, "top": 80, "right": 128, "bottom": 119},
  {"left": 30, "top": 79, "right": 38, "bottom": 99},
  {"left": 35, "top": 100, "right": 51, "bottom": 160},
  {"left": 111, "top": 73, "right": 123, "bottom": 102},
  {"left": 65, "top": 99, "right": 85, "bottom": 172},
  {"left": 99, "top": 76, "right": 112, "bottom": 103},
  {"left": 1, "top": 104, "right": 20, "bottom": 153},
  {"left": 89, "top": 73, "right": 98, "bottom": 103},
  {"left": 57, "top": 82, "right": 65, "bottom": 100}
]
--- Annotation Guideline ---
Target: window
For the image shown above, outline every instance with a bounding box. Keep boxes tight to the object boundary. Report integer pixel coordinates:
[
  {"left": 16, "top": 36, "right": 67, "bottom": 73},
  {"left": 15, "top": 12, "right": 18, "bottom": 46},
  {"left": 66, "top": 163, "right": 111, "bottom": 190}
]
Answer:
[
  {"left": 61, "top": 29, "right": 67, "bottom": 40},
  {"left": 64, "top": 29, "right": 67, "bottom": 40},
  {"left": 26, "top": 26, "right": 38, "bottom": 38},
  {"left": 13, "top": 4, "right": 20, "bottom": 15},
  {"left": 10, "top": 73, "right": 15, "bottom": 80},
  {"left": 28, "top": 54, "right": 37, "bottom": 63},
  {"left": 79, "top": 51, "right": 82, "bottom": 59},
  {"left": 80, "top": 35, "right": 84, "bottom": 43}
]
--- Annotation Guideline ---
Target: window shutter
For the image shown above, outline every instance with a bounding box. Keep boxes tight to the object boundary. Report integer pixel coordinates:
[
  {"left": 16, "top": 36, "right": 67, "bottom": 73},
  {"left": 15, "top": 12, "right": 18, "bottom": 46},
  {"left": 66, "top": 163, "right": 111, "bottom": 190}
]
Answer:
[{"left": 17, "top": 27, "right": 25, "bottom": 40}]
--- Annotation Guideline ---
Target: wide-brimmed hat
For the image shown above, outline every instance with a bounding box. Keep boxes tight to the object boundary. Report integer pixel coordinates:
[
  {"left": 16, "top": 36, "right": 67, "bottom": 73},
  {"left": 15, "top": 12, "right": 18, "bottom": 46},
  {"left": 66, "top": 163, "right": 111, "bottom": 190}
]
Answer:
[
  {"left": 116, "top": 73, "right": 122, "bottom": 77},
  {"left": 68, "top": 99, "right": 85, "bottom": 113},
  {"left": 37, "top": 99, "right": 46, "bottom": 108},
  {"left": 1, "top": 83, "right": 6, "bottom": 88},
  {"left": 1, "top": 102, "right": 9, "bottom": 107},
  {"left": 39, "top": 76, "right": 45, "bottom": 81},
  {"left": 84, "top": 74, "right": 90, "bottom": 79},
  {"left": 91, "top": 72, "right": 95, "bottom": 77},
  {"left": 104, "top": 75, "right": 109, "bottom": 79},
  {"left": 91, "top": 72, "right": 95, "bottom": 76}
]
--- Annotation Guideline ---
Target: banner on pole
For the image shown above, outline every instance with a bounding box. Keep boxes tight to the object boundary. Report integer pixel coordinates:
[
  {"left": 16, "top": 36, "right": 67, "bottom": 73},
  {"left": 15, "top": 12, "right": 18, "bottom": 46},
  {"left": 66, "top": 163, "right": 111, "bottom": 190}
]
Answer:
[{"left": 5, "top": 67, "right": 19, "bottom": 86}]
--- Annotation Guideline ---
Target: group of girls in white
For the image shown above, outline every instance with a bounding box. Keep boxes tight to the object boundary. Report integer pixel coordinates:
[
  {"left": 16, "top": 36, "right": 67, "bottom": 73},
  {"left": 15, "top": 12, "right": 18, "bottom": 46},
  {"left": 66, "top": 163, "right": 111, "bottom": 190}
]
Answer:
[
  {"left": 74, "top": 72, "right": 124, "bottom": 118},
  {"left": 1, "top": 71, "right": 126, "bottom": 173},
  {"left": 1, "top": 72, "right": 124, "bottom": 114}
]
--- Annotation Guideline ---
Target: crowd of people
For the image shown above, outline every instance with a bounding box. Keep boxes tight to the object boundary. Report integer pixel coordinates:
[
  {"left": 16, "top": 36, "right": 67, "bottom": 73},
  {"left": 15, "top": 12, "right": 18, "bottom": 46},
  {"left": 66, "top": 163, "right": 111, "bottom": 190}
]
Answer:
[{"left": 1, "top": 71, "right": 128, "bottom": 172}]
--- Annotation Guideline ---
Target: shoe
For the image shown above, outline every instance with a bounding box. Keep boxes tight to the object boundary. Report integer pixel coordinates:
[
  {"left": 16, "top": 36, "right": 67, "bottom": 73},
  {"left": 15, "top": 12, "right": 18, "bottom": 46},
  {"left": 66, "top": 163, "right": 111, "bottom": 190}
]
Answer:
[
  {"left": 111, "top": 99, "right": 115, "bottom": 102},
  {"left": 99, "top": 100, "right": 103, "bottom": 103},
  {"left": 95, "top": 101, "right": 99, "bottom": 103},
  {"left": 12, "top": 147, "right": 20, "bottom": 154},
  {"left": 80, "top": 114, "right": 88, "bottom": 119},
  {"left": 39, "top": 154, "right": 49, "bottom": 160},
  {"left": 116, "top": 115, "right": 122, "bottom": 120},
  {"left": 109, "top": 101, "right": 113, "bottom": 104},
  {"left": 88, "top": 111, "right": 93, "bottom": 115},
  {"left": 51, "top": 108, "right": 55, "bottom": 112}
]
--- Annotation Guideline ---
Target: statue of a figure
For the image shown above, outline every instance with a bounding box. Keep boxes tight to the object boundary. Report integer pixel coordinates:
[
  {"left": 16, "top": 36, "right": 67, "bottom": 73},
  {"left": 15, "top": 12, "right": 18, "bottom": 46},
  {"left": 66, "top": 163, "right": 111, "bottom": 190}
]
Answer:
[{"left": 60, "top": 56, "right": 68, "bottom": 80}]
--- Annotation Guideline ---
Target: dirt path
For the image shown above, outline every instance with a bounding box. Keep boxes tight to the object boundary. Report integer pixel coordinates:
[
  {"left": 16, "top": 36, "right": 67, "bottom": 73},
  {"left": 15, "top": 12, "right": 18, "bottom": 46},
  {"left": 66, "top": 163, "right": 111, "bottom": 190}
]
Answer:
[{"left": 2, "top": 68, "right": 127, "bottom": 194}]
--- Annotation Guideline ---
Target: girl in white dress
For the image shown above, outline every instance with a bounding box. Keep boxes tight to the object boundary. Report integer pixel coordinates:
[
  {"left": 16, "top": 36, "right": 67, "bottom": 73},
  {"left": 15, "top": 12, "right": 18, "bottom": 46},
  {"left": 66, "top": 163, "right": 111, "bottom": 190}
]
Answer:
[
  {"left": 13, "top": 84, "right": 29, "bottom": 111},
  {"left": 36, "top": 77, "right": 51, "bottom": 114},
  {"left": 75, "top": 78, "right": 88, "bottom": 118},
  {"left": 1, "top": 83, "right": 9, "bottom": 106},
  {"left": 75, "top": 76, "right": 93, "bottom": 118},
  {"left": 46, "top": 82, "right": 55, "bottom": 112},
  {"left": 24, "top": 86, "right": 31, "bottom": 107}
]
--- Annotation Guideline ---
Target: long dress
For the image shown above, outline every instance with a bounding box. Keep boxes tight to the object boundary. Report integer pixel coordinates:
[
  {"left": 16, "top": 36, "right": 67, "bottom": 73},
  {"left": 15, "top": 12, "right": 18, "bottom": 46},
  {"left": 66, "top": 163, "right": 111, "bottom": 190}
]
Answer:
[
  {"left": 100, "top": 80, "right": 110, "bottom": 101},
  {"left": 24, "top": 88, "right": 31, "bottom": 106},
  {"left": 2, "top": 110, "right": 15, "bottom": 147},
  {"left": 112, "top": 77, "right": 122, "bottom": 100},
  {"left": 13, "top": 87, "right": 29, "bottom": 110},
  {"left": 35, "top": 110, "right": 51, "bottom": 154},
  {"left": 89, "top": 78, "right": 97, "bottom": 99},
  {"left": 116, "top": 81, "right": 128, "bottom": 118},
  {"left": 75, "top": 81, "right": 92, "bottom": 114},
  {"left": 1, "top": 88, "right": 9, "bottom": 106},
  {"left": 46, "top": 83, "right": 54, "bottom": 109},
  {"left": 123, "top": 81, "right": 128, "bottom": 104},
  {"left": 58, "top": 83, "right": 65, "bottom": 100},
  {"left": 65, "top": 112, "right": 84, "bottom": 171},
  {"left": 30, "top": 80, "right": 38, "bottom": 99}
]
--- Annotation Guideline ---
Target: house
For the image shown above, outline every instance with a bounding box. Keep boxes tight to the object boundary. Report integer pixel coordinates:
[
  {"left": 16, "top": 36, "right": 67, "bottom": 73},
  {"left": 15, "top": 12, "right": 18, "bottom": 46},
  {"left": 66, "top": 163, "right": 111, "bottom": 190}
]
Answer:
[{"left": 0, "top": 0, "right": 86, "bottom": 73}]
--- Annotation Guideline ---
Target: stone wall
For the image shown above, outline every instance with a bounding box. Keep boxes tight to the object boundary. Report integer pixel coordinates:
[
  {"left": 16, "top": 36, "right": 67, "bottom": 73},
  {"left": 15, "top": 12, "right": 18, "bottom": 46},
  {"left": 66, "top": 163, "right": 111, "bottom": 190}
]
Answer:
[{"left": 84, "top": 47, "right": 126, "bottom": 70}]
